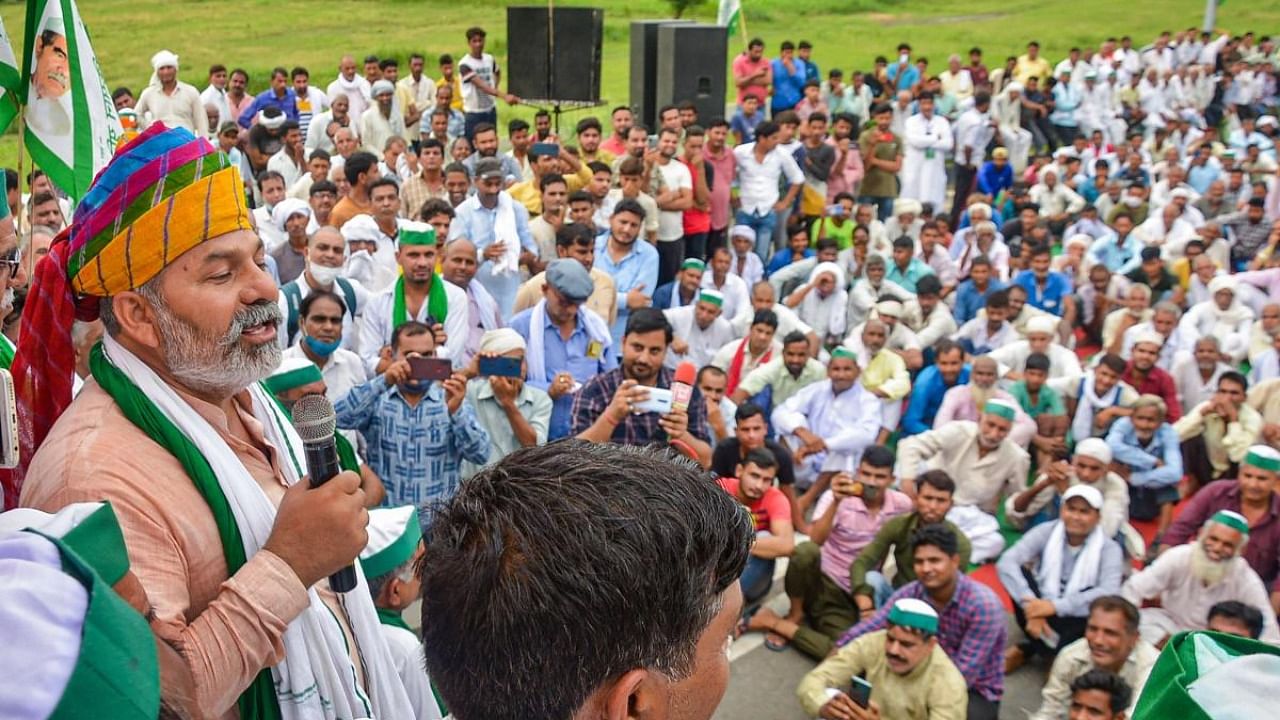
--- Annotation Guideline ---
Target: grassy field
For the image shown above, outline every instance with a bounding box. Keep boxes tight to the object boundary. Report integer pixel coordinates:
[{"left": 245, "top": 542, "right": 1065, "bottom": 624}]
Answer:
[{"left": 0, "top": 0, "right": 1278, "bottom": 177}]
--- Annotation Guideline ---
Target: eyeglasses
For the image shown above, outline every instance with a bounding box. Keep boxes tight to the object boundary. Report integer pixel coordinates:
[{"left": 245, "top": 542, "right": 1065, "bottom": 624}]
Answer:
[{"left": 0, "top": 247, "right": 20, "bottom": 276}]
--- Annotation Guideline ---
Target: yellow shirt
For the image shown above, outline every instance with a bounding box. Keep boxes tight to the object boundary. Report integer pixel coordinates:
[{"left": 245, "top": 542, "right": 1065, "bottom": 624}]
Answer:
[
  {"left": 1014, "top": 54, "right": 1053, "bottom": 85},
  {"left": 796, "top": 630, "right": 968, "bottom": 720},
  {"left": 862, "top": 348, "right": 911, "bottom": 400},
  {"left": 507, "top": 163, "right": 593, "bottom": 215},
  {"left": 436, "top": 76, "right": 464, "bottom": 111}
]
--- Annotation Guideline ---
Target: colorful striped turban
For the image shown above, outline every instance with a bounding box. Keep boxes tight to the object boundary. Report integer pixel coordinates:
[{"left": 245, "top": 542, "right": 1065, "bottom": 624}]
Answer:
[{"left": 8, "top": 124, "right": 252, "bottom": 501}]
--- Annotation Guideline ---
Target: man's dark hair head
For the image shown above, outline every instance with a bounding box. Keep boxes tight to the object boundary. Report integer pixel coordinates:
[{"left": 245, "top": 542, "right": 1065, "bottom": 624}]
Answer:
[
  {"left": 1220, "top": 370, "right": 1249, "bottom": 394},
  {"left": 986, "top": 289, "right": 1010, "bottom": 310},
  {"left": 391, "top": 320, "right": 432, "bottom": 351},
  {"left": 1097, "top": 353, "right": 1126, "bottom": 375},
  {"left": 419, "top": 198, "right": 455, "bottom": 223},
  {"left": 509, "top": 118, "right": 530, "bottom": 135},
  {"left": 539, "top": 173, "right": 567, "bottom": 193},
  {"left": 369, "top": 176, "right": 400, "bottom": 196},
  {"left": 612, "top": 197, "right": 647, "bottom": 221},
  {"left": 256, "top": 170, "right": 284, "bottom": 191},
  {"left": 625, "top": 307, "right": 673, "bottom": 343},
  {"left": 576, "top": 116, "right": 602, "bottom": 135},
  {"left": 861, "top": 445, "right": 895, "bottom": 469},
  {"left": 751, "top": 309, "right": 779, "bottom": 330},
  {"left": 911, "top": 523, "right": 959, "bottom": 558},
  {"left": 300, "top": 289, "right": 348, "bottom": 318},
  {"left": 1025, "top": 352, "right": 1051, "bottom": 373},
  {"left": 421, "top": 442, "right": 752, "bottom": 719},
  {"left": 917, "top": 470, "right": 955, "bottom": 495},
  {"left": 555, "top": 222, "right": 594, "bottom": 248},
  {"left": 1089, "top": 596, "right": 1140, "bottom": 634},
  {"left": 1069, "top": 670, "right": 1132, "bottom": 714},
  {"left": 308, "top": 180, "right": 338, "bottom": 198},
  {"left": 567, "top": 190, "right": 593, "bottom": 206},
  {"left": 741, "top": 446, "right": 778, "bottom": 471},
  {"left": 754, "top": 120, "right": 780, "bottom": 139},
  {"left": 343, "top": 151, "right": 379, "bottom": 185},
  {"left": 1208, "top": 600, "right": 1265, "bottom": 639},
  {"left": 735, "top": 401, "right": 766, "bottom": 424},
  {"left": 782, "top": 330, "right": 809, "bottom": 349},
  {"left": 916, "top": 274, "right": 942, "bottom": 298}
]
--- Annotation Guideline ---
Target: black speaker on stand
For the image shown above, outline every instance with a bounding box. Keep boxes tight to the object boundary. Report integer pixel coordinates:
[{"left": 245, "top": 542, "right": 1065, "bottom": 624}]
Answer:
[
  {"left": 629, "top": 19, "right": 692, "bottom": 131},
  {"left": 507, "top": 6, "right": 605, "bottom": 132},
  {"left": 655, "top": 24, "right": 729, "bottom": 128}
]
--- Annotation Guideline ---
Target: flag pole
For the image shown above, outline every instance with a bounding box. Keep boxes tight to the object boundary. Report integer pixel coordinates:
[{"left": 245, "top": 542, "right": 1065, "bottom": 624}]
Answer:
[
  {"left": 738, "top": 10, "right": 749, "bottom": 49},
  {"left": 14, "top": 107, "right": 31, "bottom": 279}
]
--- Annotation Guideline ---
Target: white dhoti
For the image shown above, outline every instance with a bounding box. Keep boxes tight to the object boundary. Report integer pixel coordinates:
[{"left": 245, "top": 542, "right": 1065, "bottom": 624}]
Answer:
[
  {"left": 880, "top": 398, "right": 903, "bottom": 432},
  {"left": 1136, "top": 606, "right": 1184, "bottom": 646},
  {"left": 999, "top": 126, "right": 1033, "bottom": 174},
  {"left": 946, "top": 504, "right": 1005, "bottom": 564}
]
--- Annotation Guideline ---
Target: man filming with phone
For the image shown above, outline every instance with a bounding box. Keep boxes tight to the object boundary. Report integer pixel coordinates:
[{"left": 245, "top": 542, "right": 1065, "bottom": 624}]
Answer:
[
  {"left": 573, "top": 307, "right": 713, "bottom": 466},
  {"left": 335, "top": 320, "right": 489, "bottom": 528},
  {"left": 797, "top": 598, "right": 967, "bottom": 720}
]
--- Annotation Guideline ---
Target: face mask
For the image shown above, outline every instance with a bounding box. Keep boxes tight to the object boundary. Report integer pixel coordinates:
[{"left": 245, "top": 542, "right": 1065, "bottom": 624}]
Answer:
[
  {"left": 308, "top": 263, "right": 343, "bottom": 286},
  {"left": 303, "top": 334, "right": 342, "bottom": 358},
  {"left": 1123, "top": 196, "right": 1143, "bottom": 207},
  {"left": 402, "top": 378, "right": 430, "bottom": 393}
]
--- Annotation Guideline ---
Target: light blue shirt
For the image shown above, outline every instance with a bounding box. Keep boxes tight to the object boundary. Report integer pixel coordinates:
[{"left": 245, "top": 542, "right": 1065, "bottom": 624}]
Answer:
[
  {"left": 449, "top": 193, "right": 537, "bottom": 318},
  {"left": 1087, "top": 232, "right": 1141, "bottom": 275},
  {"left": 1105, "top": 417, "right": 1183, "bottom": 488},
  {"left": 1049, "top": 83, "right": 1081, "bottom": 127},
  {"left": 594, "top": 235, "right": 659, "bottom": 348},
  {"left": 509, "top": 307, "right": 619, "bottom": 439},
  {"left": 996, "top": 521, "right": 1125, "bottom": 618},
  {"left": 884, "top": 257, "right": 935, "bottom": 293}
]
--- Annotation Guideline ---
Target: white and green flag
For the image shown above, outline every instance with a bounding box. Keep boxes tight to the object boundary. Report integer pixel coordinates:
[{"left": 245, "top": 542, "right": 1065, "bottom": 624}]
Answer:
[
  {"left": 20, "top": 0, "right": 122, "bottom": 200},
  {"left": 717, "top": 0, "right": 742, "bottom": 36},
  {"left": 0, "top": 18, "right": 22, "bottom": 135}
]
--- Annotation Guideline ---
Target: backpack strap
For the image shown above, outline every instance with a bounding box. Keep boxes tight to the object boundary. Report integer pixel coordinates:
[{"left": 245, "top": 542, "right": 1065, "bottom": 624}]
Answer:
[{"left": 282, "top": 282, "right": 303, "bottom": 344}]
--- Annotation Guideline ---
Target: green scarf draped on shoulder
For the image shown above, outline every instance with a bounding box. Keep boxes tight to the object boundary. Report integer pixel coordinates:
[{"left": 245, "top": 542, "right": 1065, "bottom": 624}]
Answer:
[{"left": 392, "top": 275, "right": 450, "bottom": 329}]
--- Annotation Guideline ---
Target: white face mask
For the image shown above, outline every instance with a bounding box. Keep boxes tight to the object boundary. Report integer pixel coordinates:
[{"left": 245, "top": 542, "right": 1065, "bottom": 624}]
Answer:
[
  {"left": 1123, "top": 196, "right": 1143, "bottom": 207},
  {"left": 308, "top": 263, "right": 343, "bottom": 286}
]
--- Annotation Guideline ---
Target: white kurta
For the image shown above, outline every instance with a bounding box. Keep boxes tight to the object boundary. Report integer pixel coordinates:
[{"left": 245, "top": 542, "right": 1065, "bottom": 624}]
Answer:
[
  {"left": 1121, "top": 544, "right": 1280, "bottom": 644},
  {"left": 380, "top": 624, "right": 446, "bottom": 720},
  {"left": 662, "top": 305, "right": 736, "bottom": 370},
  {"left": 772, "top": 379, "right": 881, "bottom": 481},
  {"left": 900, "top": 113, "right": 954, "bottom": 208},
  {"left": 701, "top": 272, "right": 753, "bottom": 327},
  {"left": 990, "top": 340, "right": 1083, "bottom": 380},
  {"left": 357, "top": 279, "right": 469, "bottom": 375}
]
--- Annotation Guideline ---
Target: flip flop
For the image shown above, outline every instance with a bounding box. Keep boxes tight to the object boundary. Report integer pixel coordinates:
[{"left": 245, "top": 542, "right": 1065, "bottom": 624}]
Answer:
[
  {"left": 764, "top": 632, "right": 790, "bottom": 652},
  {"left": 735, "top": 605, "right": 761, "bottom": 637}
]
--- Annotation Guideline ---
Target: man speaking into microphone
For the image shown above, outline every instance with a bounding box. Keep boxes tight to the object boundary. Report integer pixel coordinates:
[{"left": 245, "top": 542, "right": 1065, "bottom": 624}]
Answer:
[
  {"left": 16, "top": 126, "right": 414, "bottom": 718},
  {"left": 573, "top": 307, "right": 714, "bottom": 466}
]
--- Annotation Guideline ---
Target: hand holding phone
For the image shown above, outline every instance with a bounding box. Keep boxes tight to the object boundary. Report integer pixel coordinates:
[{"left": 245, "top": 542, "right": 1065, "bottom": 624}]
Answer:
[
  {"left": 407, "top": 356, "right": 453, "bottom": 381},
  {"left": 478, "top": 355, "right": 523, "bottom": 378},
  {"left": 849, "top": 676, "right": 873, "bottom": 709}
]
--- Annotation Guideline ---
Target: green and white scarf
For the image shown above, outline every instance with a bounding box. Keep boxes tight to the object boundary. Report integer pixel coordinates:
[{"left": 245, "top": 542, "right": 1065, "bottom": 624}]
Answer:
[
  {"left": 392, "top": 275, "right": 450, "bottom": 329},
  {"left": 91, "top": 335, "right": 413, "bottom": 720}
]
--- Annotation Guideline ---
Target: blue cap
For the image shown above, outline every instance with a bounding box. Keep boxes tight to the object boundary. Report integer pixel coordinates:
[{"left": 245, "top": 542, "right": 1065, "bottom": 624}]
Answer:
[{"left": 546, "top": 259, "right": 594, "bottom": 303}]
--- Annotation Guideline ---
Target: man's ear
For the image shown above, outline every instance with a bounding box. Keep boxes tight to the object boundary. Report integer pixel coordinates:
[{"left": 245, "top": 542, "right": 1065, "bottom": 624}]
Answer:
[
  {"left": 109, "top": 291, "right": 164, "bottom": 351},
  {"left": 593, "top": 668, "right": 664, "bottom": 720}
]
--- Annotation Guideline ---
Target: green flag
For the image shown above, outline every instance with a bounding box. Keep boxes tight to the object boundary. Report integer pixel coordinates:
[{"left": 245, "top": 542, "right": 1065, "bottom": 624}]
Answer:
[
  {"left": 0, "top": 18, "right": 21, "bottom": 135},
  {"left": 1131, "top": 631, "right": 1280, "bottom": 720},
  {"left": 21, "top": 0, "right": 122, "bottom": 201},
  {"left": 717, "top": 0, "right": 742, "bottom": 36}
]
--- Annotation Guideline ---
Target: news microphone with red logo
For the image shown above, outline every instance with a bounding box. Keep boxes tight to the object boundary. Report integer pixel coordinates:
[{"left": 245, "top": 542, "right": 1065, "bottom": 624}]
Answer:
[{"left": 671, "top": 361, "right": 697, "bottom": 413}]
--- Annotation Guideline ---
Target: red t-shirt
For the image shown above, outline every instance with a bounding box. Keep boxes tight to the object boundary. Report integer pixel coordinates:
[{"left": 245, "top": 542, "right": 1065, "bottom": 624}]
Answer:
[
  {"left": 682, "top": 158, "right": 712, "bottom": 235},
  {"left": 717, "top": 476, "right": 790, "bottom": 533},
  {"left": 732, "top": 54, "right": 771, "bottom": 105}
]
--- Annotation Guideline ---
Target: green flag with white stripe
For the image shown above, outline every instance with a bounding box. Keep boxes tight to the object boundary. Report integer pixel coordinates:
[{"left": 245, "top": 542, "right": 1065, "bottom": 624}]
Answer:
[
  {"left": 717, "top": 0, "right": 742, "bottom": 36},
  {"left": 0, "top": 18, "right": 21, "bottom": 135}
]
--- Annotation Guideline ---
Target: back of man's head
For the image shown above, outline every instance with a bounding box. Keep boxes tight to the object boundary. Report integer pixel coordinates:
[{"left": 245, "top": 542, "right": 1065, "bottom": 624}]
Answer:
[{"left": 421, "top": 442, "right": 753, "bottom": 719}]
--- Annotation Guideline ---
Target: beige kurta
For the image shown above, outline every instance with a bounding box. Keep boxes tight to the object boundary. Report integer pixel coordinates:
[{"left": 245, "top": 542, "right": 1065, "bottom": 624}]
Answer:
[
  {"left": 896, "top": 421, "right": 1030, "bottom": 514},
  {"left": 511, "top": 267, "right": 618, "bottom": 326},
  {"left": 20, "top": 382, "right": 366, "bottom": 717}
]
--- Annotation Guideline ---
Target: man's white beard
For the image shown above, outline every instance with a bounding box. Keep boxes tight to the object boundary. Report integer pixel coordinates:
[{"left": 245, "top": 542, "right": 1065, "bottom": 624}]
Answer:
[
  {"left": 971, "top": 383, "right": 995, "bottom": 412},
  {"left": 1190, "top": 539, "right": 1230, "bottom": 587},
  {"left": 0, "top": 288, "right": 14, "bottom": 315},
  {"left": 154, "top": 301, "right": 282, "bottom": 398}
]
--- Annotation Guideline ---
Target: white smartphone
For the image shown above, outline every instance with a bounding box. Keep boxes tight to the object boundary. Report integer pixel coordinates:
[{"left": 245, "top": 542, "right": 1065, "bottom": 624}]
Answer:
[
  {"left": 0, "top": 369, "right": 16, "bottom": 469},
  {"left": 632, "top": 387, "right": 673, "bottom": 415}
]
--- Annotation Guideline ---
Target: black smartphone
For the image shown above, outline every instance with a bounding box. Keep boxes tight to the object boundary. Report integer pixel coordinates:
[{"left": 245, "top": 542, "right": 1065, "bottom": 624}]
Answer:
[
  {"left": 407, "top": 356, "right": 452, "bottom": 381},
  {"left": 849, "top": 676, "right": 872, "bottom": 709},
  {"left": 478, "top": 356, "right": 522, "bottom": 378}
]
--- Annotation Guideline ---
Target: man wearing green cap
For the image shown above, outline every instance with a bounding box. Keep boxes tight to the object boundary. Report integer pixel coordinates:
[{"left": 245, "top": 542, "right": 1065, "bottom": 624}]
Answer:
[
  {"left": 1122, "top": 511, "right": 1280, "bottom": 645},
  {"left": 1163, "top": 444, "right": 1280, "bottom": 613},
  {"left": 654, "top": 257, "right": 706, "bottom": 310},
  {"left": 359, "top": 219, "right": 469, "bottom": 375},
  {"left": 897, "top": 398, "right": 1031, "bottom": 563},
  {"left": 664, "top": 288, "right": 735, "bottom": 370},
  {"left": 773, "top": 345, "right": 881, "bottom": 501},
  {"left": 360, "top": 505, "right": 445, "bottom": 720},
  {"left": 797, "top": 597, "right": 967, "bottom": 719}
]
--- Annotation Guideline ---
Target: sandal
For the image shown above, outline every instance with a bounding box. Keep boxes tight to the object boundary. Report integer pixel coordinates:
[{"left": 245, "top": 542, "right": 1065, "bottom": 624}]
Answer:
[{"left": 764, "top": 632, "right": 790, "bottom": 652}]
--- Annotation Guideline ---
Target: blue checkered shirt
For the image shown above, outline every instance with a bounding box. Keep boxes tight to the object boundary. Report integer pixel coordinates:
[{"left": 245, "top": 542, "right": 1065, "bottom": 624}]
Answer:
[{"left": 334, "top": 377, "right": 490, "bottom": 509}]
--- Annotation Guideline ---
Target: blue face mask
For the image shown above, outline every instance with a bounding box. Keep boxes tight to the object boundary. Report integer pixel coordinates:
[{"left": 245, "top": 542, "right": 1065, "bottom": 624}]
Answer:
[
  {"left": 402, "top": 379, "right": 431, "bottom": 394},
  {"left": 304, "top": 335, "right": 342, "bottom": 358}
]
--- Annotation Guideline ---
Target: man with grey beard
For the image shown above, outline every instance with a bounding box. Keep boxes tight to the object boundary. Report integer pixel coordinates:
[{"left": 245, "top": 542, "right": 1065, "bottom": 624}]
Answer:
[
  {"left": 15, "top": 126, "right": 417, "bottom": 717},
  {"left": 1122, "top": 511, "right": 1280, "bottom": 645}
]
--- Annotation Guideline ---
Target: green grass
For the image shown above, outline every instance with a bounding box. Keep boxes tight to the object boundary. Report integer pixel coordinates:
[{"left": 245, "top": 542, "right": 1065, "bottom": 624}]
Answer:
[{"left": 1, "top": 0, "right": 1278, "bottom": 180}]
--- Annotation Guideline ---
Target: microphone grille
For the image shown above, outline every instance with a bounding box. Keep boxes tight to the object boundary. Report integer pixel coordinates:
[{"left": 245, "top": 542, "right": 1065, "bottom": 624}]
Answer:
[{"left": 292, "top": 394, "right": 337, "bottom": 443}]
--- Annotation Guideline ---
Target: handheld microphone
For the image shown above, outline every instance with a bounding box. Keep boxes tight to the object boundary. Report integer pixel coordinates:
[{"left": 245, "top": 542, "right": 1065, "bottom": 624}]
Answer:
[
  {"left": 291, "top": 394, "right": 358, "bottom": 593},
  {"left": 671, "top": 361, "right": 697, "bottom": 414}
]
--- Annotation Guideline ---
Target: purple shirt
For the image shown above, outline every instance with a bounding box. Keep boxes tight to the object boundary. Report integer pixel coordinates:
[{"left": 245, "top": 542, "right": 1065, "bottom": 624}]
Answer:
[
  {"left": 837, "top": 574, "right": 1007, "bottom": 701},
  {"left": 1164, "top": 479, "right": 1280, "bottom": 591},
  {"left": 814, "top": 490, "right": 913, "bottom": 593}
]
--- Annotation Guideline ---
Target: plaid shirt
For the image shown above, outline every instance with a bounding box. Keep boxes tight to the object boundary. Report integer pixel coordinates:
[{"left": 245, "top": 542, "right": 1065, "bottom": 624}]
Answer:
[
  {"left": 334, "top": 377, "right": 490, "bottom": 510},
  {"left": 399, "top": 173, "right": 449, "bottom": 221},
  {"left": 836, "top": 574, "right": 1007, "bottom": 701},
  {"left": 1221, "top": 212, "right": 1273, "bottom": 265},
  {"left": 569, "top": 367, "right": 711, "bottom": 446}
]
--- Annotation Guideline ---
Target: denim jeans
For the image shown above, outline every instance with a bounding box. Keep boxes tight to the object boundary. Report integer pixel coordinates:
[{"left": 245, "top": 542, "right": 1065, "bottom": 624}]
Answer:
[
  {"left": 741, "top": 555, "right": 778, "bottom": 606},
  {"left": 865, "top": 570, "right": 895, "bottom": 608},
  {"left": 734, "top": 208, "right": 777, "bottom": 262}
]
